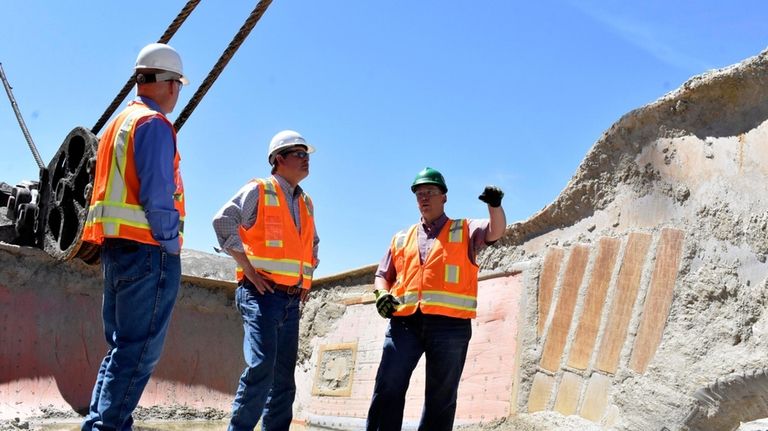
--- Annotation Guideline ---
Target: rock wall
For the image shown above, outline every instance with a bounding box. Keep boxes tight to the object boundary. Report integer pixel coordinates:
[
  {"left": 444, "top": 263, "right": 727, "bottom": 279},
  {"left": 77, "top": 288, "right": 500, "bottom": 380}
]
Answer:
[{"left": 484, "top": 49, "right": 768, "bottom": 430}]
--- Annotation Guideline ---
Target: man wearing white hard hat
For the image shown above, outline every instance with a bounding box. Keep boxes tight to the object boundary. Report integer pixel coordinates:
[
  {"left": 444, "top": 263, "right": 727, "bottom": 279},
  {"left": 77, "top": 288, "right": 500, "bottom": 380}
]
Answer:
[
  {"left": 212, "top": 130, "right": 319, "bottom": 431},
  {"left": 81, "top": 42, "right": 188, "bottom": 431}
]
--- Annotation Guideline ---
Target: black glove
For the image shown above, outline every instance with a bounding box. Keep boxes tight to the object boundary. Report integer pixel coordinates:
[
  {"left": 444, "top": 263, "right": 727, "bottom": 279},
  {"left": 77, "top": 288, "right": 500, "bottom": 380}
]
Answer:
[
  {"left": 374, "top": 290, "right": 400, "bottom": 318},
  {"left": 478, "top": 185, "right": 504, "bottom": 207}
]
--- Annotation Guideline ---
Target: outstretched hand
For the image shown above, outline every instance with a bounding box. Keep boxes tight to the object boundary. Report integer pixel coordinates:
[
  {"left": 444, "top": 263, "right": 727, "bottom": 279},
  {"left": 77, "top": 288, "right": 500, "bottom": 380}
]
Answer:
[{"left": 478, "top": 185, "right": 504, "bottom": 207}]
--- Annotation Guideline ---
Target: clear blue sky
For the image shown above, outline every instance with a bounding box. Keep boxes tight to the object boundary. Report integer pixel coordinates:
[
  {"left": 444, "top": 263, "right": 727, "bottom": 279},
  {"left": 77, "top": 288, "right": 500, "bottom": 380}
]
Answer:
[{"left": 2, "top": 1, "right": 767, "bottom": 277}]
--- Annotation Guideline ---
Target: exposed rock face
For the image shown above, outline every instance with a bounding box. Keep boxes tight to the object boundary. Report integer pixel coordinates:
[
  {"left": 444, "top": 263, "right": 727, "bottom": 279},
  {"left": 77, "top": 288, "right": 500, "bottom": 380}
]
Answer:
[
  {"left": 478, "top": 49, "right": 768, "bottom": 430},
  {"left": 180, "top": 248, "right": 237, "bottom": 281}
]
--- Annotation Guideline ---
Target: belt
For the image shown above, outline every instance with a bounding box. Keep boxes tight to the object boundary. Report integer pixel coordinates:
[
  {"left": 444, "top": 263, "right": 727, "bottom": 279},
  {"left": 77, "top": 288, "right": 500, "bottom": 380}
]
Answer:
[
  {"left": 241, "top": 278, "right": 309, "bottom": 301},
  {"left": 272, "top": 283, "right": 303, "bottom": 296}
]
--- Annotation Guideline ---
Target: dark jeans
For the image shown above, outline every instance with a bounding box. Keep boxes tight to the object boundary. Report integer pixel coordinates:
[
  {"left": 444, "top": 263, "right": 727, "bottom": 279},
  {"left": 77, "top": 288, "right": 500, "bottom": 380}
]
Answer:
[
  {"left": 367, "top": 310, "right": 472, "bottom": 431},
  {"left": 82, "top": 239, "right": 181, "bottom": 431},
  {"left": 228, "top": 279, "right": 301, "bottom": 431}
]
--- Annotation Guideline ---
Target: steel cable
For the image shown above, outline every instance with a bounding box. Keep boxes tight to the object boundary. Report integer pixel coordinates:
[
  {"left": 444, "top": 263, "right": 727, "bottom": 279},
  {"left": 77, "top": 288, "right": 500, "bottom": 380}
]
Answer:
[
  {"left": 0, "top": 63, "right": 45, "bottom": 169},
  {"left": 173, "top": 0, "right": 273, "bottom": 132},
  {"left": 91, "top": 0, "right": 201, "bottom": 135}
]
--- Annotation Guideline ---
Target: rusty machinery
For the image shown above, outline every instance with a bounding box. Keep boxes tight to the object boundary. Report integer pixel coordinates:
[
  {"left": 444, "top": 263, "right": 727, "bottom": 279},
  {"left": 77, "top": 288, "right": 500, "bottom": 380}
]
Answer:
[{"left": 0, "top": 0, "right": 273, "bottom": 264}]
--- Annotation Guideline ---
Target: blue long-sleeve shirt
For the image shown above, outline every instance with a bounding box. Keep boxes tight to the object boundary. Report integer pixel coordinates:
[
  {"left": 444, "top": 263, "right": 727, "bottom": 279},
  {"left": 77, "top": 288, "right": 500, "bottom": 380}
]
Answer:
[{"left": 132, "top": 96, "right": 180, "bottom": 254}]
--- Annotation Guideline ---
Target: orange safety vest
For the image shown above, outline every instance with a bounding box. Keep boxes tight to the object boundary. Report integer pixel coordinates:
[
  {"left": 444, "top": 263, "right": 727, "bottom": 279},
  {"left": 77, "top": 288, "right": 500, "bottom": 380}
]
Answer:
[
  {"left": 236, "top": 177, "right": 316, "bottom": 289},
  {"left": 390, "top": 219, "right": 479, "bottom": 319},
  {"left": 82, "top": 101, "right": 185, "bottom": 246}
]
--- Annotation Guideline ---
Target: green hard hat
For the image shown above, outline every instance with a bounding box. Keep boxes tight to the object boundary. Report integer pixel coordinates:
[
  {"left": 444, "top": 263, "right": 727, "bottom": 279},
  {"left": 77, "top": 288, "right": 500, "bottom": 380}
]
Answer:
[{"left": 411, "top": 167, "right": 448, "bottom": 193}]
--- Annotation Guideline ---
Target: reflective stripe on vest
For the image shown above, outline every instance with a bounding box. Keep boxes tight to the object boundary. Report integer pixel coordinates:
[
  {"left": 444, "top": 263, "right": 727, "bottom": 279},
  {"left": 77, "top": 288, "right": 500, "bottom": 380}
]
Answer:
[
  {"left": 394, "top": 231, "right": 407, "bottom": 250},
  {"left": 245, "top": 256, "right": 315, "bottom": 279},
  {"left": 395, "top": 291, "right": 419, "bottom": 305},
  {"left": 445, "top": 264, "right": 460, "bottom": 283},
  {"left": 86, "top": 204, "right": 186, "bottom": 237},
  {"left": 448, "top": 219, "right": 463, "bottom": 243},
  {"left": 111, "top": 109, "right": 151, "bottom": 213},
  {"left": 263, "top": 180, "right": 279, "bottom": 207},
  {"left": 302, "top": 193, "right": 314, "bottom": 217},
  {"left": 86, "top": 202, "right": 148, "bottom": 235},
  {"left": 395, "top": 290, "right": 476, "bottom": 311},
  {"left": 423, "top": 290, "right": 476, "bottom": 310},
  {"left": 262, "top": 180, "right": 281, "bottom": 247}
]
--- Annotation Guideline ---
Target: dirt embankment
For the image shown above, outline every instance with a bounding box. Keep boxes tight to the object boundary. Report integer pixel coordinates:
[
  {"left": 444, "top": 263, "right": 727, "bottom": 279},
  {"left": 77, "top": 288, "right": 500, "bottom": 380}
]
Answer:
[{"left": 483, "top": 49, "right": 768, "bottom": 430}]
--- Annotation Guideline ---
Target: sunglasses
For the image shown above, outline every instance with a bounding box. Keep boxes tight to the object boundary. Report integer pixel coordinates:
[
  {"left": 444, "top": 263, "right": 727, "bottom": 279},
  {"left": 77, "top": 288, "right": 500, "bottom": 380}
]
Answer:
[
  {"left": 282, "top": 150, "right": 310, "bottom": 159},
  {"left": 164, "top": 79, "right": 183, "bottom": 88}
]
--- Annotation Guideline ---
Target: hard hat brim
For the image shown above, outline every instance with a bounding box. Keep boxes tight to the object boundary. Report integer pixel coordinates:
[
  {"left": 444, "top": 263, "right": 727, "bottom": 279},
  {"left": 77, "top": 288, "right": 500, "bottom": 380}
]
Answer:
[{"left": 411, "top": 180, "right": 447, "bottom": 194}]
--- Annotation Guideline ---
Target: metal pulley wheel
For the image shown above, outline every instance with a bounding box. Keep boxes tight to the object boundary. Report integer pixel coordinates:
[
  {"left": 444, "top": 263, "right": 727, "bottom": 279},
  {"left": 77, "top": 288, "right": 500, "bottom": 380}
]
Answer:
[
  {"left": 6, "top": 185, "right": 32, "bottom": 224},
  {"left": 5, "top": 195, "right": 16, "bottom": 220},
  {"left": 39, "top": 126, "right": 100, "bottom": 264},
  {"left": 14, "top": 202, "right": 37, "bottom": 244},
  {"left": 7, "top": 186, "right": 30, "bottom": 219},
  {"left": 14, "top": 187, "right": 32, "bottom": 205}
]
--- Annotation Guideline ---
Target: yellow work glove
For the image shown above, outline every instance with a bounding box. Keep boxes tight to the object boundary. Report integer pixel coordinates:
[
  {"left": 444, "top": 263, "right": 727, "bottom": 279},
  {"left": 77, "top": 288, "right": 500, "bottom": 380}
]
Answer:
[{"left": 374, "top": 289, "right": 400, "bottom": 319}]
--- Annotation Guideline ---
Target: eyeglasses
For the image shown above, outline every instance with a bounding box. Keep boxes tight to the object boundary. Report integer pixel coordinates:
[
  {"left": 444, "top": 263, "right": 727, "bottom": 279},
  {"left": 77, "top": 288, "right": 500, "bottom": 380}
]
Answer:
[
  {"left": 414, "top": 189, "right": 442, "bottom": 199},
  {"left": 282, "top": 150, "right": 309, "bottom": 160}
]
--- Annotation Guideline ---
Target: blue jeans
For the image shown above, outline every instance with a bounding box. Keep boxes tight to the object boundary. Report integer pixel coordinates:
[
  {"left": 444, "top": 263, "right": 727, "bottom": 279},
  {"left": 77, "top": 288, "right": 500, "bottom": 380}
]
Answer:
[
  {"left": 229, "top": 279, "right": 301, "bottom": 431},
  {"left": 366, "top": 310, "right": 472, "bottom": 431},
  {"left": 81, "top": 239, "right": 181, "bottom": 431}
]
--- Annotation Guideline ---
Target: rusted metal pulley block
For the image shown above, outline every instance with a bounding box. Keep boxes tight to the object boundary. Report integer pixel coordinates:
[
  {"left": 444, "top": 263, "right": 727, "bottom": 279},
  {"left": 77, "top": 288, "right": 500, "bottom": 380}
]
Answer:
[
  {"left": 39, "top": 126, "right": 100, "bottom": 264},
  {"left": 3, "top": 181, "right": 38, "bottom": 245}
]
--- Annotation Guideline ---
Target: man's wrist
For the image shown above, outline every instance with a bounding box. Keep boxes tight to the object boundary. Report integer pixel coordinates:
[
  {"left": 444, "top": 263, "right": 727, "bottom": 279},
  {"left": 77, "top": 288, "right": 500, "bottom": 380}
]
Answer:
[{"left": 158, "top": 237, "right": 180, "bottom": 254}]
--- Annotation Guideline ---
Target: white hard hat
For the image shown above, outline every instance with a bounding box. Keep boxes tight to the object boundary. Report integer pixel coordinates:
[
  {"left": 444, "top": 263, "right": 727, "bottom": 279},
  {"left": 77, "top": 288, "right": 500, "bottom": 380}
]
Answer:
[
  {"left": 268, "top": 130, "right": 315, "bottom": 165},
  {"left": 135, "top": 43, "right": 189, "bottom": 85}
]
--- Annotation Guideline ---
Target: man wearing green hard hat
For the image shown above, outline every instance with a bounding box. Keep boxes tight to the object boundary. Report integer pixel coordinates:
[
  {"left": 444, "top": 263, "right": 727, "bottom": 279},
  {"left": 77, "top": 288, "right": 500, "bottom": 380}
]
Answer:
[{"left": 366, "top": 167, "right": 507, "bottom": 431}]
